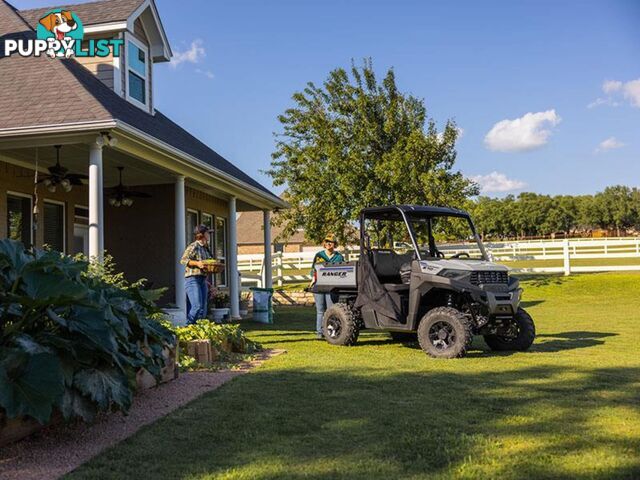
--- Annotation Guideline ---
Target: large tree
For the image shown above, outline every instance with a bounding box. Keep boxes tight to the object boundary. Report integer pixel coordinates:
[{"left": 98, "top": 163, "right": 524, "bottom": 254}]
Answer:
[{"left": 267, "top": 60, "right": 478, "bottom": 245}]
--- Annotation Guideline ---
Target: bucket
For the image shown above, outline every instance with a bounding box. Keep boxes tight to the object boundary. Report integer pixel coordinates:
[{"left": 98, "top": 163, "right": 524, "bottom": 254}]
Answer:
[{"left": 250, "top": 287, "right": 274, "bottom": 324}]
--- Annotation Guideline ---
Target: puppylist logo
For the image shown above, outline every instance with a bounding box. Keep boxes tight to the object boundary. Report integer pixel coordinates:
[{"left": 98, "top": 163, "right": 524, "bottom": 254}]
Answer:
[{"left": 3, "top": 9, "right": 123, "bottom": 59}]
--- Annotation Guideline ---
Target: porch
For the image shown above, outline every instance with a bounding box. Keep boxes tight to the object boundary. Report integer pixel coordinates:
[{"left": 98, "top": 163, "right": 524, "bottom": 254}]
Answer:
[{"left": 0, "top": 128, "right": 279, "bottom": 323}]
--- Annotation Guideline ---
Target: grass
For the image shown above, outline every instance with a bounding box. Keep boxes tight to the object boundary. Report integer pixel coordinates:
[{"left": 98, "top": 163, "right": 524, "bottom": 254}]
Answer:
[
  {"left": 501, "top": 257, "right": 640, "bottom": 269},
  {"left": 68, "top": 273, "right": 640, "bottom": 479}
]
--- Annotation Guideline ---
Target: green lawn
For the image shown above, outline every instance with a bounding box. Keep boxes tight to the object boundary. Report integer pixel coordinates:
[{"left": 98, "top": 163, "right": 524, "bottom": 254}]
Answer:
[
  {"left": 501, "top": 257, "right": 640, "bottom": 269},
  {"left": 69, "top": 273, "right": 640, "bottom": 479}
]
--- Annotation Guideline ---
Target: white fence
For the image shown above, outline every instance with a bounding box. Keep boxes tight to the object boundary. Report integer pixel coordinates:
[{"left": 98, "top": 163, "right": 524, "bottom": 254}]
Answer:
[{"left": 239, "top": 237, "right": 640, "bottom": 287}]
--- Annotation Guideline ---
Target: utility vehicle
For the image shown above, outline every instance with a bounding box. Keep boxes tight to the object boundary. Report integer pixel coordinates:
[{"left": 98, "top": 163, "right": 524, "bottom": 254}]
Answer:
[{"left": 312, "top": 205, "right": 535, "bottom": 358}]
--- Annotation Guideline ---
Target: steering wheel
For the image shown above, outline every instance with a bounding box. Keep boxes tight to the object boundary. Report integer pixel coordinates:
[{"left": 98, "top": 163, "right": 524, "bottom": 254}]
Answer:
[{"left": 450, "top": 252, "right": 471, "bottom": 259}]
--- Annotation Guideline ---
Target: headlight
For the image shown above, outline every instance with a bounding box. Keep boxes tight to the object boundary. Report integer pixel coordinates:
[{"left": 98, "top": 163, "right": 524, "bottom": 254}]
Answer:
[{"left": 438, "top": 269, "right": 469, "bottom": 280}]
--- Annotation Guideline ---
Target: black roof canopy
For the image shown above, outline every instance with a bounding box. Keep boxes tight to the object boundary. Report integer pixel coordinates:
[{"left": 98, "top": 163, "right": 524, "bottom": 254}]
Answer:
[{"left": 361, "top": 205, "right": 471, "bottom": 221}]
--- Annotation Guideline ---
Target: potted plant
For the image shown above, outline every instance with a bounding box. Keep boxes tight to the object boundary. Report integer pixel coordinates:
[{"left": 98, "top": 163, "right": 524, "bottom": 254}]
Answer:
[
  {"left": 239, "top": 290, "right": 251, "bottom": 317},
  {"left": 209, "top": 287, "right": 230, "bottom": 323}
]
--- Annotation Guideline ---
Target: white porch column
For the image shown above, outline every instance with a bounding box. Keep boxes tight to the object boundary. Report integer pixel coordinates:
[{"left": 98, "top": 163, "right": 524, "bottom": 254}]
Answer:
[
  {"left": 88, "top": 143, "right": 103, "bottom": 262},
  {"left": 174, "top": 176, "right": 187, "bottom": 317},
  {"left": 262, "top": 209, "right": 273, "bottom": 289},
  {"left": 228, "top": 196, "right": 240, "bottom": 319}
]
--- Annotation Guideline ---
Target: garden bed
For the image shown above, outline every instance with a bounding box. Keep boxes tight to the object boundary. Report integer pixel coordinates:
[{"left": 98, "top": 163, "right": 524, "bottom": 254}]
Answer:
[{"left": 0, "top": 349, "right": 285, "bottom": 480}]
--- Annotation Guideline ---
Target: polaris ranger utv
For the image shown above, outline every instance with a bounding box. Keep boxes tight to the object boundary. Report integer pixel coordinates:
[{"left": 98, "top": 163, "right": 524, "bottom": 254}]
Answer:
[{"left": 312, "top": 205, "right": 535, "bottom": 358}]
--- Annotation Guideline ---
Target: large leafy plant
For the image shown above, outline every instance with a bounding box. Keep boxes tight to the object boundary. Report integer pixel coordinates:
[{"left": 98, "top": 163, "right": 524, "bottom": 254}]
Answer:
[{"left": 0, "top": 239, "right": 175, "bottom": 424}]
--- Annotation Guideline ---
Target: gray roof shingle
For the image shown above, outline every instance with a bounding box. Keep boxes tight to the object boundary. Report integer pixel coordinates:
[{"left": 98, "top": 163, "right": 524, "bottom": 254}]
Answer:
[
  {"left": 0, "top": 0, "right": 279, "bottom": 201},
  {"left": 18, "top": 0, "right": 145, "bottom": 28}
]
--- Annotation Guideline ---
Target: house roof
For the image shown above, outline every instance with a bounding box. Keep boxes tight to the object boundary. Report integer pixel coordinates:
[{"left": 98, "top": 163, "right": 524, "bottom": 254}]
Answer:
[
  {"left": 18, "top": 0, "right": 145, "bottom": 27},
  {"left": 0, "top": 0, "right": 282, "bottom": 205},
  {"left": 237, "top": 211, "right": 307, "bottom": 245}
]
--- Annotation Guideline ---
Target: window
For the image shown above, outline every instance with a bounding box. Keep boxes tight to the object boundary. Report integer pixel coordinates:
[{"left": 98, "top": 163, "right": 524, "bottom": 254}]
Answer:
[
  {"left": 186, "top": 209, "right": 199, "bottom": 244},
  {"left": 6, "top": 193, "right": 32, "bottom": 246},
  {"left": 43, "top": 201, "right": 65, "bottom": 253},
  {"left": 72, "top": 205, "right": 89, "bottom": 256},
  {"left": 202, "top": 212, "right": 213, "bottom": 254},
  {"left": 214, "top": 217, "right": 227, "bottom": 286},
  {"left": 126, "top": 35, "right": 149, "bottom": 109}
]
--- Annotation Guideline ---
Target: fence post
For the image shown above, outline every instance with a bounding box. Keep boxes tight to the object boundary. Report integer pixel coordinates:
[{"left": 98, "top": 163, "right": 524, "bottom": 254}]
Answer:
[
  {"left": 276, "top": 252, "right": 283, "bottom": 287},
  {"left": 344, "top": 246, "right": 350, "bottom": 262},
  {"left": 563, "top": 239, "right": 571, "bottom": 276}
]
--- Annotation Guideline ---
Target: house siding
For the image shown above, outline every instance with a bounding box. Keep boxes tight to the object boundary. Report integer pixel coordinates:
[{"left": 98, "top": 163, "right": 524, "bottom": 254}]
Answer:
[
  {"left": 75, "top": 33, "right": 116, "bottom": 90},
  {"left": 104, "top": 183, "right": 175, "bottom": 302}
]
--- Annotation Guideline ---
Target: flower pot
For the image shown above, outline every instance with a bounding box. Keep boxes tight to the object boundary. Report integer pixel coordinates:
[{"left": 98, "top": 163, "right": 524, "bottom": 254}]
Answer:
[{"left": 210, "top": 307, "right": 230, "bottom": 322}]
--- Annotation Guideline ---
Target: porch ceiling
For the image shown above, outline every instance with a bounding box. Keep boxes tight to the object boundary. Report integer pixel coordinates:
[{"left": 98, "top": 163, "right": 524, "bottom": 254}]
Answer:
[
  {"left": 0, "top": 144, "right": 171, "bottom": 188},
  {"left": 0, "top": 144, "right": 270, "bottom": 212}
]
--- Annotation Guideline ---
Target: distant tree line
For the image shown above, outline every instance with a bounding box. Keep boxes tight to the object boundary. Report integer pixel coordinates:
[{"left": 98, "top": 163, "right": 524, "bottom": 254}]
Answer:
[{"left": 466, "top": 185, "right": 640, "bottom": 239}]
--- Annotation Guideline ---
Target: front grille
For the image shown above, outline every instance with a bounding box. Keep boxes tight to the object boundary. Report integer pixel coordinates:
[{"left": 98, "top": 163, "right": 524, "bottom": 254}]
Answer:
[{"left": 470, "top": 271, "right": 508, "bottom": 285}]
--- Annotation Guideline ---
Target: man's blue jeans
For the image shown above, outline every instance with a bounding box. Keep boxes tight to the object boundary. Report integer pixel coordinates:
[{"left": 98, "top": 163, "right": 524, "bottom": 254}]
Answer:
[
  {"left": 313, "top": 293, "right": 334, "bottom": 336},
  {"left": 185, "top": 275, "right": 208, "bottom": 324}
]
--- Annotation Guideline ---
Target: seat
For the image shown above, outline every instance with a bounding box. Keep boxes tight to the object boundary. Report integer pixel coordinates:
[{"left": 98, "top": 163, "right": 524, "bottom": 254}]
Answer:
[
  {"left": 371, "top": 250, "right": 414, "bottom": 286},
  {"left": 384, "top": 283, "right": 409, "bottom": 292}
]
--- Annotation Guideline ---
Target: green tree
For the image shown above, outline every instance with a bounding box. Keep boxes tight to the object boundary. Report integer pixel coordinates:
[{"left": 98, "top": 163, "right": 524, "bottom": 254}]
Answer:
[
  {"left": 596, "top": 185, "right": 635, "bottom": 236},
  {"left": 267, "top": 59, "right": 478, "bottom": 245}
]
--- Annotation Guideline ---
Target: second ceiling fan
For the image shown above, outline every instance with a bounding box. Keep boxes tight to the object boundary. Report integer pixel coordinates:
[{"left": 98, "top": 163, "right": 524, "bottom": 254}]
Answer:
[{"left": 107, "top": 167, "right": 151, "bottom": 207}]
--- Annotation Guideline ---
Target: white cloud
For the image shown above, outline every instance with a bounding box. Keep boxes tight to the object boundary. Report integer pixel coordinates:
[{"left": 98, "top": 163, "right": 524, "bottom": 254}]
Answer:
[
  {"left": 589, "top": 78, "right": 640, "bottom": 108},
  {"left": 195, "top": 68, "right": 215, "bottom": 79},
  {"left": 470, "top": 171, "right": 527, "bottom": 193},
  {"left": 622, "top": 79, "right": 640, "bottom": 107},
  {"left": 602, "top": 80, "right": 622, "bottom": 94},
  {"left": 595, "top": 137, "right": 626, "bottom": 153},
  {"left": 170, "top": 39, "right": 206, "bottom": 68},
  {"left": 587, "top": 97, "right": 620, "bottom": 109},
  {"left": 484, "top": 110, "right": 561, "bottom": 152}
]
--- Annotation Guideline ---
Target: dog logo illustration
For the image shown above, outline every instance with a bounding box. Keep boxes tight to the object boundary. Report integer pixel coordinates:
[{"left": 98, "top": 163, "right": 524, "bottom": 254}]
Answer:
[
  {"left": 3, "top": 8, "right": 121, "bottom": 58},
  {"left": 36, "top": 9, "right": 84, "bottom": 58}
]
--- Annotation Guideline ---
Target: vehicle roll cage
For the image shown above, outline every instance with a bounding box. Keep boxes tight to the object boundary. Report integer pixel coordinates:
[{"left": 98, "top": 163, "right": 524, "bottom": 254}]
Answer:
[{"left": 359, "top": 205, "right": 488, "bottom": 261}]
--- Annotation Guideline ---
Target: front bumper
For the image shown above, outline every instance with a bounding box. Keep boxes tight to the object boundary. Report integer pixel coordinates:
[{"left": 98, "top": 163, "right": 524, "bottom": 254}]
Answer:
[{"left": 477, "top": 288, "right": 522, "bottom": 316}]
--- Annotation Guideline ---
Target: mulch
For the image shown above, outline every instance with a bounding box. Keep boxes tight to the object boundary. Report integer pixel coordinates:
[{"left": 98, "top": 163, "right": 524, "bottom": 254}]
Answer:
[{"left": 0, "top": 349, "right": 285, "bottom": 480}]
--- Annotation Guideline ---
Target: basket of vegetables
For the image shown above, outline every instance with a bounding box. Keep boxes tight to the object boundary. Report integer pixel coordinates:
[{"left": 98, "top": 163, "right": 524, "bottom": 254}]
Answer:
[{"left": 202, "top": 259, "right": 225, "bottom": 273}]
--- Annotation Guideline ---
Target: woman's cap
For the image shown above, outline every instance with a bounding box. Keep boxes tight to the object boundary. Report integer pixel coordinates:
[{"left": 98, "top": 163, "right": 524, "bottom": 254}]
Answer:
[
  {"left": 324, "top": 234, "right": 337, "bottom": 244},
  {"left": 194, "top": 224, "right": 212, "bottom": 235}
]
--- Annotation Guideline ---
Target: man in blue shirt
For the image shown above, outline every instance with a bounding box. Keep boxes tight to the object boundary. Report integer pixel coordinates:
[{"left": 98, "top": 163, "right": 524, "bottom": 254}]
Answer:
[{"left": 310, "top": 234, "right": 344, "bottom": 338}]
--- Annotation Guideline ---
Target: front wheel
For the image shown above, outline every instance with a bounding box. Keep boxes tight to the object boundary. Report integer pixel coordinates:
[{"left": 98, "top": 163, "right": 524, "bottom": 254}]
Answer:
[
  {"left": 323, "top": 303, "right": 360, "bottom": 346},
  {"left": 417, "top": 307, "right": 473, "bottom": 359},
  {"left": 484, "top": 308, "right": 536, "bottom": 351}
]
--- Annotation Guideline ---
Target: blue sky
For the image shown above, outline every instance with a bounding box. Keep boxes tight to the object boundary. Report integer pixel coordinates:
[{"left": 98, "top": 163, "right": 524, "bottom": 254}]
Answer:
[{"left": 13, "top": 0, "right": 640, "bottom": 196}]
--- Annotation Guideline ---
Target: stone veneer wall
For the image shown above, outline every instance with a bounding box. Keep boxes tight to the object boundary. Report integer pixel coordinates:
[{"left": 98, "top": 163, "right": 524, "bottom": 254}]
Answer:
[{"left": 270, "top": 290, "right": 316, "bottom": 307}]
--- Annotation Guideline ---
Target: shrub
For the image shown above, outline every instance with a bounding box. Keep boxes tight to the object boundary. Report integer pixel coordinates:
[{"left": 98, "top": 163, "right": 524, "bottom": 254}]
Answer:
[
  {"left": 169, "top": 320, "right": 262, "bottom": 366},
  {"left": 0, "top": 239, "right": 175, "bottom": 424}
]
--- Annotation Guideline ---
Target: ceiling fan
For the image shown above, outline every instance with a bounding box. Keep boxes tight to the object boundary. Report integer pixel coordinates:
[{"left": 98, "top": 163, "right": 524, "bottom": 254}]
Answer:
[
  {"left": 107, "top": 167, "right": 151, "bottom": 207},
  {"left": 39, "top": 145, "right": 88, "bottom": 193}
]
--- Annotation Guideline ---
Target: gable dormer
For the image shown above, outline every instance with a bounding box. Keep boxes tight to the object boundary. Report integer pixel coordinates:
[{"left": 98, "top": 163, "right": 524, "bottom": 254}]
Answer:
[{"left": 19, "top": 0, "right": 172, "bottom": 114}]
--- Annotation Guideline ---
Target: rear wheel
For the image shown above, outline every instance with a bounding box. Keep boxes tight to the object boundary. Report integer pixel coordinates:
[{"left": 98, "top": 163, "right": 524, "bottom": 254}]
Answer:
[
  {"left": 484, "top": 308, "right": 536, "bottom": 351},
  {"left": 417, "top": 307, "right": 473, "bottom": 359},
  {"left": 323, "top": 303, "right": 360, "bottom": 346}
]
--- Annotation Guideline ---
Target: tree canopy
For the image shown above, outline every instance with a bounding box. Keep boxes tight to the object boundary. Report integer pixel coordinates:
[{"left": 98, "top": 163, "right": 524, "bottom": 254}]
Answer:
[
  {"left": 267, "top": 59, "right": 477, "bottom": 245},
  {"left": 468, "top": 186, "right": 640, "bottom": 239}
]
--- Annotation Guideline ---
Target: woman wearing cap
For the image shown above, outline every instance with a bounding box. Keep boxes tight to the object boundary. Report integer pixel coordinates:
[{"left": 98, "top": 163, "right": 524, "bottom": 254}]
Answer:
[
  {"left": 310, "top": 234, "right": 345, "bottom": 339},
  {"left": 180, "top": 225, "right": 213, "bottom": 324}
]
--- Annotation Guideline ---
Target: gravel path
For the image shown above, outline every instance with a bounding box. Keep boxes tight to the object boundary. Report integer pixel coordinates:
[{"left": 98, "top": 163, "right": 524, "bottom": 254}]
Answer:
[{"left": 0, "top": 349, "right": 285, "bottom": 480}]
